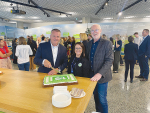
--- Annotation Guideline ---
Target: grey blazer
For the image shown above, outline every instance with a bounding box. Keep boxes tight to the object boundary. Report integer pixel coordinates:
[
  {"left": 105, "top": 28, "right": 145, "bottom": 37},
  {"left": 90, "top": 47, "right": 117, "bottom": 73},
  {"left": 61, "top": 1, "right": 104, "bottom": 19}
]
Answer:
[{"left": 86, "top": 38, "right": 114, "bottom": 83}]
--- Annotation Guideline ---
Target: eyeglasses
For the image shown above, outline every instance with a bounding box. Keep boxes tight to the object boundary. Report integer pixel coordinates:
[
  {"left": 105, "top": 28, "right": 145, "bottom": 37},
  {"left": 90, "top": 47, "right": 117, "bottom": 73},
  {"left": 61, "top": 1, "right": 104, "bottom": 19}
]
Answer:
[
  {"left": 91, "top": 29, "right": 99, "bottom": 33},
  {"left": 75, "top": 48, "right": 82, "bottom": 50}
]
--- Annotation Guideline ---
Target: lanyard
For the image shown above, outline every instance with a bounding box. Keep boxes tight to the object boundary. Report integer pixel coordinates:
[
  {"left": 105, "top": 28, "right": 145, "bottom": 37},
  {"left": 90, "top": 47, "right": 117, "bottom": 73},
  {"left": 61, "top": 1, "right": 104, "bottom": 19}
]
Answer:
[
  {"left": 71, "top": 57, "right": 79, "bottom": 73},
  {"left": 0, "top": 47, "right": 6, "bottom": 53}
]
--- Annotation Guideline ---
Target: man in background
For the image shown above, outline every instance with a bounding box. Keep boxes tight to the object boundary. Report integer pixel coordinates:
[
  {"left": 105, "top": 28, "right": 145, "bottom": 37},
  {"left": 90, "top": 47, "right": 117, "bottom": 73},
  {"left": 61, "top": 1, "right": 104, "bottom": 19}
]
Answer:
[{"left": 135, "top": 29, "right": 150, "bottom": 81}]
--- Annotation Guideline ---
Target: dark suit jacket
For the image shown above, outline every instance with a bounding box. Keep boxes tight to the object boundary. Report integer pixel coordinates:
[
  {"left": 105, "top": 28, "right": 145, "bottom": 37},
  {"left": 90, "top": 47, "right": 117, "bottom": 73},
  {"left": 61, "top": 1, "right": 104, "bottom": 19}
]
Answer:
[
  {"left": 86, "top": 38, "right": 113, "bottom": 83},
  {"left": 138, "top": 35, "right": 150, "bottom": 58},
  {"left": 34, "top": 41, "right": 68, "bottom": 73},
  {"left": 68, "top": 55, "right": 90, "bottom": 77},
  {"left": 124, "top": 42, "right": 138, "bottom": 61}
]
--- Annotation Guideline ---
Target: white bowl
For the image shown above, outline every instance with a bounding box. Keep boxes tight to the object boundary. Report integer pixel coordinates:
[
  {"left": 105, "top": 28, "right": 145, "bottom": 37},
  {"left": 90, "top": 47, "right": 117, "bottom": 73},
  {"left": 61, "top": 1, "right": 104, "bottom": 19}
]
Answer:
[{"left": 52, "top": 92, "right": 71, "bottom": 108}]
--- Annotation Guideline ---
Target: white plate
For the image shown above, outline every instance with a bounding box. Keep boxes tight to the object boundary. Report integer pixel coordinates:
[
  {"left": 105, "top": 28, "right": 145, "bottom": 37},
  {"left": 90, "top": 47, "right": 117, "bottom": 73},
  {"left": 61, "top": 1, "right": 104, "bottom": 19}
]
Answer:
[
  {"left": 52, "top": 92, "right": 71, "bottom": 108},
  {"left": 70, "top": 91, "right": 86, "bottom": 98}
]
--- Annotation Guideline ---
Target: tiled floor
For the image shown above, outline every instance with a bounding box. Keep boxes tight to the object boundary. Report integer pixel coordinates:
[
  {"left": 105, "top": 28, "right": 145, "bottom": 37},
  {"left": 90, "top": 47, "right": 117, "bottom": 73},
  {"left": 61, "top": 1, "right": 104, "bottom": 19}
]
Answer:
[{"left": 12, "top": 62, "right": 150, "bottom": 113}]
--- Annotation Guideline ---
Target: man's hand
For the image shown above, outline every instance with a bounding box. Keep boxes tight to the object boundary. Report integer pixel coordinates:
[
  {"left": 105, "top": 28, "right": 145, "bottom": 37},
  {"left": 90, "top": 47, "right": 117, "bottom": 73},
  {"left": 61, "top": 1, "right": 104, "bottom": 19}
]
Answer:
[
  {"left": 44, "top": 59, "right": 52, "bottom": 68},
  {"left": 48, "top": 68, "right": 59, "bottom": 75},
  {"left": 90, "top": 73, "right": 102, "bottom": 82}
]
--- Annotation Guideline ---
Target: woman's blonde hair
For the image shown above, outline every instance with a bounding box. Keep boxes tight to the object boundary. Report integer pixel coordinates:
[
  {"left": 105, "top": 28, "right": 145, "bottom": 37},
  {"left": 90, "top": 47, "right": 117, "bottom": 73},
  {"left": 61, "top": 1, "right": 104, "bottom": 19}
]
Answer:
[
  {"left": 115, "top": 34, "right": 121, "bottom": 40},
  {"left": 19, "top": 37, "right": 27, "bottom": 45},
  {"left": 80, "top": 33, "right": 88, "bottom": 41},
  {"left": 60, "top": 38, "right": 64, "bottom": 46}
]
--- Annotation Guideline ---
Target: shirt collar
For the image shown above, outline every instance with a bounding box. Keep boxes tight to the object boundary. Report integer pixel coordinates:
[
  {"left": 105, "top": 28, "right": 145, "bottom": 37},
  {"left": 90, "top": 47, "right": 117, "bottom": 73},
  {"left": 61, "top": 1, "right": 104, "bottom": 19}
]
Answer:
[
  {"left": 50, "top": 42, "right": 59, "bottom": 48},
  {"left": 92, "top": 37, "right": 101, "bottom": 44},
  {"left": 143, "top": 35, "right": 148, "bottom": 39}
]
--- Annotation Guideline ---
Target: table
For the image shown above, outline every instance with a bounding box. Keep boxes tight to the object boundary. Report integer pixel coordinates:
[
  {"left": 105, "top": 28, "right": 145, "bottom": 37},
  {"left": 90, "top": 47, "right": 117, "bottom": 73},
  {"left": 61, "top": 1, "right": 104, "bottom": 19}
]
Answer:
[{"left": 0, "top": 68, "right": 97, "bottom": 113}]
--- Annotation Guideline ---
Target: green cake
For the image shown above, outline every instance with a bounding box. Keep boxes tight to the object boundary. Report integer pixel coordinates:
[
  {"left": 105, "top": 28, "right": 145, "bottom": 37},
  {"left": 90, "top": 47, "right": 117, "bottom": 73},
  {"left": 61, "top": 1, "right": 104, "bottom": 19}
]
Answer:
[{"left": 43, "top": 74, "right": 78, "bottom": 87}]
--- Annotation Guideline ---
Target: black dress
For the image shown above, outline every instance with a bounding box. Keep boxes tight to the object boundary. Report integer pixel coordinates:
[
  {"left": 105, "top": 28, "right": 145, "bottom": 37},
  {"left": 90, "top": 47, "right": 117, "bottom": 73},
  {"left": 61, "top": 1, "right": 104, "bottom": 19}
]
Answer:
[{"left": 68, "top": 55, "right": 90, "bottom": 78}]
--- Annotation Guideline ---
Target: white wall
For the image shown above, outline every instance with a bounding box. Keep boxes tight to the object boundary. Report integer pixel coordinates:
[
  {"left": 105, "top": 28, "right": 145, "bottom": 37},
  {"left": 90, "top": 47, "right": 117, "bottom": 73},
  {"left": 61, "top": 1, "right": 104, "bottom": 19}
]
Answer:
[{"left": 30, "top": 21, "right": 76, "bottom": 28}]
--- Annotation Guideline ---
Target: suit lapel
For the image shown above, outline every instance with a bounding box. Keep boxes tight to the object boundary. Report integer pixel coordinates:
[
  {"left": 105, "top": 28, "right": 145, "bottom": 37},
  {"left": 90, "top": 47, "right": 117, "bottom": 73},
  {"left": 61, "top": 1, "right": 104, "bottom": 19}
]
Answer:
[
  {"left": 88, "top": 41, "right": 92, "bottom": 59},
  {"left": 94, "top": 38, "right": 105, "bottom": 57},
  {"left": 49, "top": 41, "right": 54, "bottom": 66},
  {"left": 54, "top": 44, "right": 60, "bottom": 67}
]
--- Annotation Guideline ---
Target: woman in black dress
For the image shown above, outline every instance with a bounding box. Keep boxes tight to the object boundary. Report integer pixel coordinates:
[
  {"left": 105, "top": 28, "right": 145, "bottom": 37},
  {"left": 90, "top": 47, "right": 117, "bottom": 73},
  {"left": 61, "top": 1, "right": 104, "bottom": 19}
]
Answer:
[{"left": 68, "top": 42, "right": 90, "bottom": 77}]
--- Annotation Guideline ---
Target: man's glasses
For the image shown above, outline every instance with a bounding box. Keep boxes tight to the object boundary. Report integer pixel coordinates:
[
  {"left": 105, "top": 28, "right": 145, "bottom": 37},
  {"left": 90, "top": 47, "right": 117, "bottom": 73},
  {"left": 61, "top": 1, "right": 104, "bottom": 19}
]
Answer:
[{"left": 91, "top": 29, "right": 99, "bottom": 33}]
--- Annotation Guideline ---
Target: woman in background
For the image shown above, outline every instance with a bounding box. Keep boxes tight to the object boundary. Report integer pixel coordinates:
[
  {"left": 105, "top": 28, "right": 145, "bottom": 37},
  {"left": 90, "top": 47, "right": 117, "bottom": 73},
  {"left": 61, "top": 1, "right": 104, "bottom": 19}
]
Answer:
[
  {"left": 27, "top": 38, "right": 37, "bottom": 71},
  {"left": 68, "top": 42, "right": 90, "bottom": 77},
  {"left": 60, "top": 38, "right": 64, "bottom": 46},
  {"left": 80, "top": 33, "right": 88, "bottom": 57},
  {"left": 0, "top": 38, "right": 12, "bottom": 69},
  {"left": 71, "top": 37, "right": 75, "bottom": 55},
  {"left": 15, "top": 37, "right": 33, "bottom": 71},
  {"left": 113, "top": 34, "right": 122, "bottom": 73},
  {"left": 12, "top": 38, "right": 18, "bottom": 64},
  {"left": 124, "top": 36, "right": 138, "bottom": 83}
]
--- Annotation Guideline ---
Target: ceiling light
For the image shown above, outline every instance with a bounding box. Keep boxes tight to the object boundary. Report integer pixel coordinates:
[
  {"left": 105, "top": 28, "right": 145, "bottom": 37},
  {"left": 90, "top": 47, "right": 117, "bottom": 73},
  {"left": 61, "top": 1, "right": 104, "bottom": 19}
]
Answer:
[
  {"left": 29, "top": 17, "right": 39, "bottom": 19},
  {"left": 118, "top": 12, "right": 122, "bottom": 16},
  {"left": 104, "top": 18, "right": 113, "bottom": 20},
  {"left": 145, "top": 16, "right": 150, "bottom": 18},
  {"left": 124, "top": 16, "right": 135, "bottom": 19},
  {"left": 59, "top": 15, "right": 66, "bottom": 18},
  {"left": 105, "top": 3, "right": 108, "bottom": 6},
  {"left": 16, "top": 16, "right": 24, "bottom": 19}
]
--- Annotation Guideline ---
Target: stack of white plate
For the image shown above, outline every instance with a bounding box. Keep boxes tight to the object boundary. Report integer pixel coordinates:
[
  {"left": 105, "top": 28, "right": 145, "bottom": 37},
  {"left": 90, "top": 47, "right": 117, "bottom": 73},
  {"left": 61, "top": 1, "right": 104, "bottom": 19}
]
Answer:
[
  {"left": 53, "top": 86, "right": 69, "bottom": 94},
  {"left": 52, "top": 92, "right": 71, "bottom": 108}
]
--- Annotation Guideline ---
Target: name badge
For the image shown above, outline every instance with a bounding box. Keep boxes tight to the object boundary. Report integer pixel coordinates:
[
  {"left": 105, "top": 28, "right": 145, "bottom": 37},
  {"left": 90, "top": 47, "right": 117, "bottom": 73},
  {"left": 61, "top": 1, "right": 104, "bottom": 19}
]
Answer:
[{"left": 78, "top": 63, "right": 82, "bottom": 67}]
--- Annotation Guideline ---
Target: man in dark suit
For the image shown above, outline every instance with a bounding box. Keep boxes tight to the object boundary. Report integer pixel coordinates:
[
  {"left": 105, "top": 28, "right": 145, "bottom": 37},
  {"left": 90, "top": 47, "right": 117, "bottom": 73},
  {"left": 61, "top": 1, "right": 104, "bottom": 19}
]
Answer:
[
  {"left": 124, "top": 36, "right": 138, "bottom": 83},
  {"left": 86, "top": 24, "right": 113, "bottom": 113},
  {"left": 34, "top": 29, "right": 67, "bottom": 75},
  {"left": 135, "top": 29, "right": 150, "bottom": 81}
]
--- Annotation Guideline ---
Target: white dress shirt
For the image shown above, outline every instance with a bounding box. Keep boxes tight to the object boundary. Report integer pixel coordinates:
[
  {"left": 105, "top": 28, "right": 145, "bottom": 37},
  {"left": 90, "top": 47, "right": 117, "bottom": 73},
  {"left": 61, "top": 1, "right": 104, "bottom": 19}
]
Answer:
[
  {"left": 51, "top": 43, "right": 59, "bottom": 65},
  {"left": 134, "top": 36, "right": 142, "bottom": 46},
  {"left": 42, "top": 42, "right": 59, "bottom": 66}
]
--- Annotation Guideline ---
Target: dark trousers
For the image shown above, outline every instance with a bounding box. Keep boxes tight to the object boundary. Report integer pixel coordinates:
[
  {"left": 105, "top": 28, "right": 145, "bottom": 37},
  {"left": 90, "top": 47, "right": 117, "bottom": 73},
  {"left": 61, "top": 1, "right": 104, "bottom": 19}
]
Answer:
[
  {"left": 120, "top": 55, "right": 123, "bottom": 64},
  {"left": 125, "top": 60, "right": 135, "bottom": 80},
  {"left": 139, "top": 56, "right": 149, "bottom": 79},
  {"left": 113, "top": 51, "right": 120, "bottom": 71}
]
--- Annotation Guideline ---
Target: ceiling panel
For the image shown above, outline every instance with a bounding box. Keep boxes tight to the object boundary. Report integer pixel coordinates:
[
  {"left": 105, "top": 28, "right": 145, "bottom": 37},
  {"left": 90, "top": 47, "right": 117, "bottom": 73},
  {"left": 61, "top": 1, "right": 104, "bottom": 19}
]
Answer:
[{"left": 0, "top": 0, "right": 149, "bottom": 23}]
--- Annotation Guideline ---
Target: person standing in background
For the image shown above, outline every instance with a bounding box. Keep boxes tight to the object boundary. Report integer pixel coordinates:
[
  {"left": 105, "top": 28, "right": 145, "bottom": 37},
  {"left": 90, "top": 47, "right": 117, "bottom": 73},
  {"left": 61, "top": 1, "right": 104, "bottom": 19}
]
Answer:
[
  {"left": 27, "top": 38, "right": 37, "bottom": 71},
  {"left": 40, "top": 36, "right": 46, "bottom": 44},
  {"left": 71, "top": 37, "right": 75, "bottom": 55},
  {"left": 12, "top": 38, "right": 18, "bottom": 64},
  {"left": 135, "top": 29, "right": 150, "bottom": 81},
  {"left": 15, "top": 37, "right": 33, "bottom": 71},
  {"left": 88, "top": 34, "right": 93, "bottom": 41},
  {"left": 124, "top": 36, "right": 138, "bottom": 83},
  {"left": 80, "top": 33, "right": 88, "bottom": 57},
  {"left": 31, "top": 36, "right": 37, "bottom": 48},
  {"left": 134, "top": 32, "right": 142, "bottom": 46},
  {"left": 113, "top": 34, "right": 122, "bottom": 73},
  {"left": 86, "top": 24, "right": 113, "bottom": 113},
  {"left": 0, "top": 38, "right": 12, "bottom": 69},
  {"left": 134, "top": 32, "right": 142, "bottom": 65}
]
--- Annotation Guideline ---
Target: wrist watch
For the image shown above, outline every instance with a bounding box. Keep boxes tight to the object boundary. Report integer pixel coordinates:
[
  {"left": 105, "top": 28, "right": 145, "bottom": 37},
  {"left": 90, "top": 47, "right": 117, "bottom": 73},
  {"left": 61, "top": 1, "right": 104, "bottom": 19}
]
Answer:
[{"left": 58, "top": 67, "right": 61, "bottom": 73}]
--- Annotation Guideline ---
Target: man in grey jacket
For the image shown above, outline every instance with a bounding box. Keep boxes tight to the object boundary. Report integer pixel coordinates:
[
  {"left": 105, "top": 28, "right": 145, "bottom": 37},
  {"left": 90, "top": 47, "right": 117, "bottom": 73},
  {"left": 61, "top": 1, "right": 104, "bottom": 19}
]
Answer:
[{"left": 86, "top": 24, "right": 113, "bottom": 113}]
